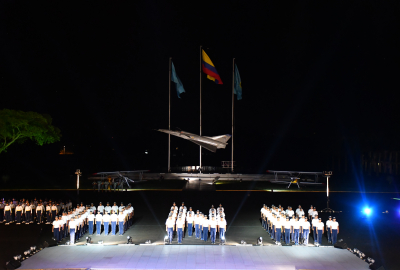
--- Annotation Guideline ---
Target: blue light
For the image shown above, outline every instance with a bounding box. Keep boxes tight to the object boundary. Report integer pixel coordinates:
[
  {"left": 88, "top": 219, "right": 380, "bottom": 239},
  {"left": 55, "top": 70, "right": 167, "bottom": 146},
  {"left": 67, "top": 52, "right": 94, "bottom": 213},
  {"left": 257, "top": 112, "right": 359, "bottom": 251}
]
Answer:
[{"left": 363, "top": 208, "right": 372, "bottom": 215}]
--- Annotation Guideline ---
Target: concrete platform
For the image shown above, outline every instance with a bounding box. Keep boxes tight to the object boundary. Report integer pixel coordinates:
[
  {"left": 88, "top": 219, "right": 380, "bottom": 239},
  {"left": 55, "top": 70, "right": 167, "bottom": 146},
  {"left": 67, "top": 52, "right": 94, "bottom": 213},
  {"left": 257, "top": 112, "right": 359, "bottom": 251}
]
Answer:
[{"left": 20, "top": 245, "right": 369, "bottom": 269}]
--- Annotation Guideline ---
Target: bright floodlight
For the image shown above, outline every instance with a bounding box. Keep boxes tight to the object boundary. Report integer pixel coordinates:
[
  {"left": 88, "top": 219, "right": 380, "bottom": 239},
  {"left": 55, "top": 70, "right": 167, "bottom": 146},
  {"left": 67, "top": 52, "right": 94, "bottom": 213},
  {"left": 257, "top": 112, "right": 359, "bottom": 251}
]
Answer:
[{"left": 363, "top": 208, "right": 372, "bottom": 215}]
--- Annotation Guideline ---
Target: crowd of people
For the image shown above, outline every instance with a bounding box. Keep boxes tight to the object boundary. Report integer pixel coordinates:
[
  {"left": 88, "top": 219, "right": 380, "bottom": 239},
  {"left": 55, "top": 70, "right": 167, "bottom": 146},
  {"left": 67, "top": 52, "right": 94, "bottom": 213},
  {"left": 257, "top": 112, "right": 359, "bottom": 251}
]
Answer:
[
  {"left": 165, "top": 202, "right": 227, "bottom": 245},
  {"left": 0, "top": 199, "right": 134, "bottom": 245},
  {"left": 260, "top": 204, "right": 339, "bottom": 246}
]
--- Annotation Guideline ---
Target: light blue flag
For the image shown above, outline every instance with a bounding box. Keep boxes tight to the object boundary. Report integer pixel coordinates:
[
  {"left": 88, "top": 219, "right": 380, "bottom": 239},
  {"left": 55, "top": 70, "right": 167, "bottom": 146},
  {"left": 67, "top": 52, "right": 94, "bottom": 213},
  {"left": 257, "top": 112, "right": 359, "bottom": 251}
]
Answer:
[
  {"left": 171, "top": 62, "right": 185, "bottom": 98},
  {"left": 234, "top": 64, "right": 242, "bottom": 100}
]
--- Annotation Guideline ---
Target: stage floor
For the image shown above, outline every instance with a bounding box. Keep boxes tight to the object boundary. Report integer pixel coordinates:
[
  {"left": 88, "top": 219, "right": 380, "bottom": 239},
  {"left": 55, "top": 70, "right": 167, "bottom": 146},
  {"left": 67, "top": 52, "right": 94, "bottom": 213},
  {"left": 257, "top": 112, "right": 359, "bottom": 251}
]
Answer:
[{"left": 20, "top": 245, "right": 369, "bottom": 270}]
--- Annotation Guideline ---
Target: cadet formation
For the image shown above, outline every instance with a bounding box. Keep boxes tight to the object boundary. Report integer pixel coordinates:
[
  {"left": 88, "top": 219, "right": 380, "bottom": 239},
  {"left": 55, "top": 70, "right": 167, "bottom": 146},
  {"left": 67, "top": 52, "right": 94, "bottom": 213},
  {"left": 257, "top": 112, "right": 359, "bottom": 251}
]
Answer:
[
  {"left": 260, "top": 204, "right": 339, "bottom": 246},
  {"left": 165, "top": 202, "right": 227, "bottom": 245},
  {"left": 0, "top": 199, "right": 134, "bottom": 245}
]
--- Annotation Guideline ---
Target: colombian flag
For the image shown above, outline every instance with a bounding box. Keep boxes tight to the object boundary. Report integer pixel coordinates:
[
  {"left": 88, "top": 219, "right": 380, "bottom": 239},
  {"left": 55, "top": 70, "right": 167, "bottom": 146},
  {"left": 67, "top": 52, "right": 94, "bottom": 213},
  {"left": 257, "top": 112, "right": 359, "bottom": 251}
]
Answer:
[{"left": 202, "top": 50, "right": 223, "bottom": 84}]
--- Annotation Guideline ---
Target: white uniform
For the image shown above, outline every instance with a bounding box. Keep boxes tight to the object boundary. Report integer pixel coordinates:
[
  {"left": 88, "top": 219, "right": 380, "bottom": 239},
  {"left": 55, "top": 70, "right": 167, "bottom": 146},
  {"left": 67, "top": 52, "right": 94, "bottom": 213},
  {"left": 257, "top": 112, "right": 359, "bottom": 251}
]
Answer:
[
  {"left": 105, "top": 206, "right": 112, "bottom": 214},
  {"left": 97, "top": 205, "right": 104, "bottom": 213}
]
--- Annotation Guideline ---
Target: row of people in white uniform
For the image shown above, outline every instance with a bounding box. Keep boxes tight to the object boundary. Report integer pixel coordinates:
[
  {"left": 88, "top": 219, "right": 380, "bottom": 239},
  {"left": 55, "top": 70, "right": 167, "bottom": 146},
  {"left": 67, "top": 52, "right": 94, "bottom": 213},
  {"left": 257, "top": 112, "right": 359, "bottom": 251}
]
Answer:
[
  {"left": 261, "top": 204, "right": 339, "bottom": 245},
  {"left": 165, "top": 202, "right": 227, "bottom": 244},
  {"left": 1, "top": 198, "right": 74, "bottom": 225},
  {"left": 50, "top": 202, "right": 134, "bottom": 244}
]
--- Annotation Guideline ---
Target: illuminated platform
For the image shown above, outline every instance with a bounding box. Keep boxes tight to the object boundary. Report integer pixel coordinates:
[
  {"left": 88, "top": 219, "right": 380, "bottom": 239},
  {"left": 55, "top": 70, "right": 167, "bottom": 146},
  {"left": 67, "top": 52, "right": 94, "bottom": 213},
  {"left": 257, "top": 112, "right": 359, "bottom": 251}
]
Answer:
[{"left": 20, "top": 245, "right": 369, "bottom": 269}]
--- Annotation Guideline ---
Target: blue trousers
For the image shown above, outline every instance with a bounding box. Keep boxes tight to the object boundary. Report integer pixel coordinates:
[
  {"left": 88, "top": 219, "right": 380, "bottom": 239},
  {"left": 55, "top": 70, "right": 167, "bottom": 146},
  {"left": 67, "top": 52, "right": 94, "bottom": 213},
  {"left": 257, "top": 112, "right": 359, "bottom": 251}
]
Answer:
[
  {"left": 54, "top": 228, "right": 59, "bottom": 241},
  {"left": 313, "top": 227, "right": 316, "bottom": 242},
  {"left": 210, "top": 228, "right": 216, "bottom": 243},
  {"left": 200, "top": 226, "right": 204, "bottom": 240},
  {"left": 219, "top": 228, "right": 225, "bottom": 242},
  {"left": 178, "top": 228, "right": 183, "bottom": 243},
  {"left": 119, "top": 221, "right": 124, "bottom": 235},
  {"left": 203, "top": 228, "right": 208, "bottom": 242},
  {"left": 96, "top": 221, "right": 101, "bottom": 235},
  {"left": 332, "top": 229, "right": 338, "bottom": 245},
  {"left": 195, "top": 224, "right": 200, "bottom": 238},
  {"left": 303, "top": 229, "right": 309, "bottom": 245},
  {"left": 167, "top": 227, "right": 173, "bottom": 243},
  {"left": 285, "top": 229, "right": 291, "bottom": 244},
  {"left": 70, "top": 229, "right": 75, "bottom": 244},
  {"left": 5, "top": 210, "right": 11, "bottom": 223},
  {"left": 16, "top": 211, "right": 21, "bottom": 223},
  {"left": 294, "top": 229, "right": 299, "bottom": 245},
  {"left": 51, "top": 211, "right": 56, "bottom": 221},
  {"left": 89, "top": 221, "right": 94, "bottom": 235},
  {"left": 327, "top": 228, "right": 332, "bottom": 242},
  {"left": 26, "top": 212, "right": 31, "bottom": 222},
  {"left": 104, "top": 222, "right": 109, "bottom": 235},
  {"left": 111, "top": 221, "right": 116, "bottom": 235},
  {"left": 275, "top": 228, "right": 281, "bottom": 243},
  {"left": 271, "top": 225, "right": 275, "bottom": 239},
  {"left": 262, "top": 218, "right": 265, "bottom": 228},
  {"left": 317, "top": 230, "right": 323, "bottom": 245},
  {"left": 37, "top": 211, "right": 42, "bottom": 223},
  {"left": 188, "top": 223, "right": 193, "bottom": 236},
  {"left": 46, "top": 211, "right": 50, "bottom": 222}
]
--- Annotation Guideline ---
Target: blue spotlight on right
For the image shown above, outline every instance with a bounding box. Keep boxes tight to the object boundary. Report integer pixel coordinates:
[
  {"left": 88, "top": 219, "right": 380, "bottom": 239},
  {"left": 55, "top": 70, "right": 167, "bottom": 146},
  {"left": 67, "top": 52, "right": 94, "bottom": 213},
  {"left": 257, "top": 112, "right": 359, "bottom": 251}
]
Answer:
[{"left": 363, "top": 207, "right": 372, "bottom": 216}]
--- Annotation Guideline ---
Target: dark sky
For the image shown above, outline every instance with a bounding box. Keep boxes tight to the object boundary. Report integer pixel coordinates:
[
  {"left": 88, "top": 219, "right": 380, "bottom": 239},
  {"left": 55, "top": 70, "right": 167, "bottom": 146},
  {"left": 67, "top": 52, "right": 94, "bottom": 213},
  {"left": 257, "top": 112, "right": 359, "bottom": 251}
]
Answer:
[{"left": 1, "top": 1, "right": 399, "bottom": 175}]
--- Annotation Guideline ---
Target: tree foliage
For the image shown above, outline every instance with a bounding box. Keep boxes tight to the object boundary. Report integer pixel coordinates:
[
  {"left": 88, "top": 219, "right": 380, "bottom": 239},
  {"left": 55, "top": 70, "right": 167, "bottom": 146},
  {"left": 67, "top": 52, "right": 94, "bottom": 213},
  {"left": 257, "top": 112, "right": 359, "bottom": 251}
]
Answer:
[{"left": 0, "top": 109, "right": 61, "bottom": 154}]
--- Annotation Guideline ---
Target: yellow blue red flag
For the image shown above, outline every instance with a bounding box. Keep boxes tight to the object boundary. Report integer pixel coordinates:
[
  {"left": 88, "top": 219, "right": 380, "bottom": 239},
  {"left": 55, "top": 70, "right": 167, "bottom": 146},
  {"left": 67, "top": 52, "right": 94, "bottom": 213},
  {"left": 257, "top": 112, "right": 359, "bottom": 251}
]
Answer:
[{"left": 201, "top": 50, "right": 223, "bottom": 84}]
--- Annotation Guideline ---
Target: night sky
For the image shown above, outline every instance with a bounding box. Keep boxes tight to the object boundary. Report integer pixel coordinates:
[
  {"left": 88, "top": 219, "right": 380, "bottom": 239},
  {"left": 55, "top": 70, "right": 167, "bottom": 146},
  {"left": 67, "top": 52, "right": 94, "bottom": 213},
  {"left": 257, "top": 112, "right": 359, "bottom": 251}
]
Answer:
[{"left": 1, "top": 1, "right": 399, "bottom": 179}]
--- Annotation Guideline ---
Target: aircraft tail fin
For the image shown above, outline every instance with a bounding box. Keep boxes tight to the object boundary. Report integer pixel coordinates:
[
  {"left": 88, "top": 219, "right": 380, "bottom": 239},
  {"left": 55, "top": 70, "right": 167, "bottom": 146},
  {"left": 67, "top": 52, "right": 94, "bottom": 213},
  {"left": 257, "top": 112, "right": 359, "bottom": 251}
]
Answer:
[{"left": 205, "top": 134, "right": 231, "bottom": 144}]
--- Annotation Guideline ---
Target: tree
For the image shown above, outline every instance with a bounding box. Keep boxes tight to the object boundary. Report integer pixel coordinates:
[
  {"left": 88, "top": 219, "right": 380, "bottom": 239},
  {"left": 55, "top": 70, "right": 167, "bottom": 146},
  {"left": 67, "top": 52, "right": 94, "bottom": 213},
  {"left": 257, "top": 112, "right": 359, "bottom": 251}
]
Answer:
[{"left": 0, "top": 109, "right": 61, "bottom": 154}]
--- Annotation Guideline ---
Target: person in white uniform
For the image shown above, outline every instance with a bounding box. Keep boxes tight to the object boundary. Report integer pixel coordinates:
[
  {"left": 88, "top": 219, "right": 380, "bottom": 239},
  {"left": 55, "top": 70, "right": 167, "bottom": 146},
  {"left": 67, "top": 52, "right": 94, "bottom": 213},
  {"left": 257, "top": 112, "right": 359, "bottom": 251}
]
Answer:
[
  {"left": 301, "top": 217, "right": 311, "bottom": 246},
  {"left": 97, "top": 202, "right": 104, "bottom": 215},
  {"left": 330, "top": 217, "right": 339, "bottom": 245},
  {"left": 166, "top": 215, "right": 175, "bottom": 244},
  {"left": 326, "top": 216, "right": 333, "bottom": 243}
]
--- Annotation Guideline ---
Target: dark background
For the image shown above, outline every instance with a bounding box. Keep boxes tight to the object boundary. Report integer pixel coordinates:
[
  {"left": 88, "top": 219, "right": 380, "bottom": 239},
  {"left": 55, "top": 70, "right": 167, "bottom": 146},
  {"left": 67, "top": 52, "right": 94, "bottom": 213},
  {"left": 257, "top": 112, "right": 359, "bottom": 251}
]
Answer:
[{"left": 1, "top": 1, "right": 400, "bottom": 187}]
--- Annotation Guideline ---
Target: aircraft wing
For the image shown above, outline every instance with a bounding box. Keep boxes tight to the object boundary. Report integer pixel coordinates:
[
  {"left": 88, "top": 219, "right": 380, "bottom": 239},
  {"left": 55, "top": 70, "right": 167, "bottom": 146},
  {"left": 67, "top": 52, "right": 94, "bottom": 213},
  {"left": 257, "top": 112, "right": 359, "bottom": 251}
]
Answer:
[
  {"left": 267, "top": 170, "right": 323, "bottom": 175},
  {"left": 189, "top": 140, "right": 217, "bottom": 152}
]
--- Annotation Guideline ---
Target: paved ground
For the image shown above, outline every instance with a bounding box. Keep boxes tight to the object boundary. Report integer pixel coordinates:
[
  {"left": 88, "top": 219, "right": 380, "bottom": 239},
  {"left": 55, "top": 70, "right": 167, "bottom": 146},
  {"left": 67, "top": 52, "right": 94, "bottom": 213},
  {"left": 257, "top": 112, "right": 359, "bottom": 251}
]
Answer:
[
  {"left": 1, "top": 188, "right": 399, "bottom": 269},
  {"left": 19, "top": 245, "right": 369, "bottom": 270}
]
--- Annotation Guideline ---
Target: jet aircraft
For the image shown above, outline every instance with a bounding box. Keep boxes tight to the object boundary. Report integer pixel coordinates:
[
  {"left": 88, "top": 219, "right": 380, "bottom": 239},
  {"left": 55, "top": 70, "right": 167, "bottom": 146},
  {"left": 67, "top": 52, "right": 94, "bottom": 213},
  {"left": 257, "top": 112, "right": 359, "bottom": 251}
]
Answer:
[
  {"left": 267, "top": 170, "right": 326, "bottom": 189},
  {"left": 156, "top": 129, "right": 231, "bottom": 152}
]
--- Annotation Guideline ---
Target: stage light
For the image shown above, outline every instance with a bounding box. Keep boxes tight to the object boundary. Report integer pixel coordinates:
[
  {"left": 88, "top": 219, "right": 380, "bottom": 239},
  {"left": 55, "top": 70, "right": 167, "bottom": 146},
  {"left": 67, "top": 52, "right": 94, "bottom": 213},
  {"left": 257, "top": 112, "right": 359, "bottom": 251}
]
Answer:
[
  {"left": 127, "top": 236, "right": 133, "bottom": 244},
  {"left": 145, "top": 240, "right": 151, "bottom": 244},
  {"left": 315, "top": 243, "right": 320, "bottom": 247},
  {"left": 363, "top": 208, "right": 372, "bottom": 216},
  {"left": 367, "top": 257, "right": 375, "bottom": 265},
  {"left": 65, "top": 241, "right": 70, "bottom": 245},
  {"left": 240, "top": 240, "right": 246, "bottom": 245},
  {"left": 30, "top": 246, "right": 36, "bottom": 253},
  {"left": 86, "top": 237, "right": 91, "bottom": 244},
  {"left": 98, "top": 240, "right": 103, "bottom": 245},
  {"left": 257, "top": 237, "right": 263, "bottom": 245},
  {"left": 164, "top": 235, "right": 169, "bottom": 244}
]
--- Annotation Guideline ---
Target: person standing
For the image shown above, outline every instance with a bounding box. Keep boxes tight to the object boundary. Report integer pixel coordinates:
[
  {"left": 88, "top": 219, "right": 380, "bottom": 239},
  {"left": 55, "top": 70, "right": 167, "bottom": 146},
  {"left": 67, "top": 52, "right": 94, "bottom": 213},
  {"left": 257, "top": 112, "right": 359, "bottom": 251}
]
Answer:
[
  {"left": 326, "top": 216, "right": 333, "bottom": 244},
  {"left": 0, "top": 201, "right": 4, "bottom": 223},
  {"left": 209, "top": 216, "right": 217, "bottom": 244},
  {"left": 113, "top": 178, "right": 118, "bottom": 192},
  {"left": 36, "top": 202, "right": 43, "bottom": 224},
  {"left": 166, "top": 215, "right": 175, "bottom": 244},
  {"left": 275, "top": 216, "right": 282, "bottom": 245},
  {"left": 312, "top": 215, "right": 319, "bottom": 243},
  {"left": 45, "top": 203, "right": 51, "bottom": 224},
  {"left": 15, "top": 203, "right": 23, "bottom": 224},
  {"left": 52, "top": 216, "right": 60, "bottom": 243},
  {"left": 97, "top": 202, "right": 104, "bottom": 215},
  {"left": 105, "top": 202, "right": 112, "bottom": 215},
  {"left": 316, "top": 218, "right": 324, "bottom": 245},
  {"left": 217, "top": 215, "right": 227, "bottom": 245},
  {"left": 103, "top": 212, "right": 111, "bottom": 235},
  {"left": 4, "top": 202, "right": 11, "bottom": 224},
  {"left": 51, "top": 203, "right": 58, "bottom": 222},
  {"left": 97, "top": 180, "right": 102, "bottom": 192},
  {"left": 112, "top": 202, "right": 119, "bottom": 214},
  {"left": 202, "top": 215, "right": 209, "bottom": 242},
  {"left": 88, "top": 211, "right": 95, "bottom": 235},
  {"left": 284, "top": 216, "right": 291, "bottom": 245},
  {"left": 301, "top": 217, "right": 311, "bottom": 246},
  {"left": 194, "top": 212, "right": 201, "bottom": 239},
  {"left": 25, "top": 203, "right": 32, "bottom": 224},
  {"left": 110, "top": 210, "right": 118, "bottom": 236},
  {"left": 292, "top": 217, "right": 300, "bottom": 245},
  {"left": 330, "top": 217, "right": 339, "bottom": 245},
  {"left": 118, "top": 203, "right": 125, "bottom": 214},
  {"left": 69, "top": 217, "right": 77, "bottom": 245},
  {"left": 186, "top": 212, "right": 194, "bottom": 237},
  {"left": 308, "top": 205, "right": 313, "bottom": 220},
  {"left": 95, "top": 211, "right": 103, "bottom": 235},
  {"left": 176, "top": 215, "right": 184, "bottom": 244},
  {"left": 118, "top": 210, "right": 125, "bottom": 235}
]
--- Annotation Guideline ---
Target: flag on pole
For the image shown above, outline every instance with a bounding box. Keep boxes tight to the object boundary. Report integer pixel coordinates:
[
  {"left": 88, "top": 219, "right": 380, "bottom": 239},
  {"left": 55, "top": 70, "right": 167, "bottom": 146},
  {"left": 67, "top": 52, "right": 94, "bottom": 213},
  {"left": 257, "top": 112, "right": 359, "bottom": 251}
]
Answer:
[
  {"left": 234, "top": 64, "right": 242, "bottom": 100},
  {"left": 201, "top": 50, "right": 223, "bottom": 84},
  {"left": 171, "top": 62, "right": 185, "bottom": 98}
]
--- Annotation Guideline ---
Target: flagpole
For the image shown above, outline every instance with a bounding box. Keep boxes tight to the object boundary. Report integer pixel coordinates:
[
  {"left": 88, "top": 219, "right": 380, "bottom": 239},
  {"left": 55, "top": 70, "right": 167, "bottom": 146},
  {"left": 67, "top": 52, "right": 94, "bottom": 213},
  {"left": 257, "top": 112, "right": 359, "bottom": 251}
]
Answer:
[
  {"left": 199, "top": 46, "right": 202, "bottom": 172},
  {"left": 168, "top": 57, "right": 171, "bottom": 172},
  {"left": 231, "top": 58, "right": 235, "bottom": 173}
]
